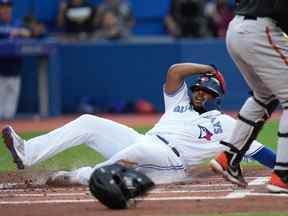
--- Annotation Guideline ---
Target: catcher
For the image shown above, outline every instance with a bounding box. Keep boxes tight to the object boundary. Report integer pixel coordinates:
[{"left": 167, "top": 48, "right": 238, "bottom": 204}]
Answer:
[
  {"left": 3, "top": 63, "right": 276, "bottom": 187},
  {"left": 209, "top": 0, "right": 288, "bottom": 192}
]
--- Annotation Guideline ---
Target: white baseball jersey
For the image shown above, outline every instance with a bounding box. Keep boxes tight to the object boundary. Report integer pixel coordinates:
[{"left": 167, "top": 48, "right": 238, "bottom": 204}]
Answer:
[
  {"left": 20, "top": 81, "right": 263, "bottom": 185},
  {"left": 147, "top": 82, "right": 261, "bottom": 166}
]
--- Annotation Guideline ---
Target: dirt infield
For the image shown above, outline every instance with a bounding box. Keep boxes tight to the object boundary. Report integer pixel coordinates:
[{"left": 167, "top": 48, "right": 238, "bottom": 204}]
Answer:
[
  {"left": 0, "top": 113, "right": 286, "bottom": 215},
  {"left": 1, "top": 168, "right": 288, "bottom": 215}
]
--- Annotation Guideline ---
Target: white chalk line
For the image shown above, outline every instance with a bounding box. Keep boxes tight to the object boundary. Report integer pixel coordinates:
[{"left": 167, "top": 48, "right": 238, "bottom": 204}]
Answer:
[
  {"left": 0, "top": 176, "right": 268, "bottom": 191},
  {"left": 0, "top": 183, "right": 238, "bottom": 193},
  {"left": 225, "top": 177, "right": 269, "bottom": 199},
  {"left": 0, "top": 186, "right": 234, "bottom": 194},
  {"left": 1, "top": 192, "right": 288, "bottom": 205},
  {"left": 0, "top": 189, "right": 233, "bottom": 198},
  {"left": 1, "top": 176, "right": 283, "bottom": 205}
]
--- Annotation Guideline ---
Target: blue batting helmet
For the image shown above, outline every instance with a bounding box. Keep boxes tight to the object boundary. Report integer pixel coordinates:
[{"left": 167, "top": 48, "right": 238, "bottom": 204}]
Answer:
[
  {"left": 189, "top": 74, "right": 224, "bottom": 97},
  {"left": 189, "top": 74, "right": 225, "bottom": 111}
]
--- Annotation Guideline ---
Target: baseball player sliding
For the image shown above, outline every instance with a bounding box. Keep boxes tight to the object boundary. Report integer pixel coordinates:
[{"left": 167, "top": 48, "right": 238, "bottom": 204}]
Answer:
[{"left": 3, "top": 63, "right": 276, "bottom": 185}]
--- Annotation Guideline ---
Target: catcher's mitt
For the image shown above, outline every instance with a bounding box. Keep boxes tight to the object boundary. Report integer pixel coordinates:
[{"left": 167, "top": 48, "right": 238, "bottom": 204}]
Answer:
[{"left": 89, "top": 163, "right": 155, "bottom": 209}]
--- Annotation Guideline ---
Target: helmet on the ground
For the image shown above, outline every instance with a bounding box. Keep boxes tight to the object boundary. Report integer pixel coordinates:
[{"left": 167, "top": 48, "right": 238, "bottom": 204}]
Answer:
[{"left": 89, "top": 163, "right": 155, "bottom": 209}]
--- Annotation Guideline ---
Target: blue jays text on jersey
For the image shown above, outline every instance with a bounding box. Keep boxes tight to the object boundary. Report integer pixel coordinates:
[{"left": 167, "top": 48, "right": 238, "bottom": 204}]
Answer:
[{"left": 198, "top": 117, "right": 223, "bottom": 141}]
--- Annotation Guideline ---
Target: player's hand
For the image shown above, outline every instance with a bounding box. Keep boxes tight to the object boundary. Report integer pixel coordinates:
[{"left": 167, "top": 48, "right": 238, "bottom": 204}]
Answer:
[{"left": 209, "top": 64, "right": 227, "bottom": 93}]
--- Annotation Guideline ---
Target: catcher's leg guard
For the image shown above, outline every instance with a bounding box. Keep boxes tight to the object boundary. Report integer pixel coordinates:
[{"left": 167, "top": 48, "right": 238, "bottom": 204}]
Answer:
[
  {"left": 275, "top": 109, "right": 288, "bottom": 170},
  {"left": 227, "top": 96, "right": 278, "bottom": 161},
  {"left": 211, "top": 97, "right": 278, "bottom": 187}
]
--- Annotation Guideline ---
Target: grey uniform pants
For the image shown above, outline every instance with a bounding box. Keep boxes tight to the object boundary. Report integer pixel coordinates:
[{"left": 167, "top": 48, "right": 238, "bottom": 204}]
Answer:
[
  {"left": 225, "top": 15, "right": 288, "bottom": 167},
  {"left": 226, "top": 15, "right": 288, "bottom": 106}
]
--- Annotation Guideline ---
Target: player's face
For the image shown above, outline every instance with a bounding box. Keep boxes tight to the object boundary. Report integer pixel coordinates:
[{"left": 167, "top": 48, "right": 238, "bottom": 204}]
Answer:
[{"left": 191, "top": 89, "right": 214, "bottom": 108}]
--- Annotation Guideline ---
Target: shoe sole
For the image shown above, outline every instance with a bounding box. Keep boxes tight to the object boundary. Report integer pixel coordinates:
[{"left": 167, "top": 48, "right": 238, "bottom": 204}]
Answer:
[
  {"left": 2, "top": 126, "right": 24, "bottom": 169},
  {"left": 267, "top": 184, "right": 288, "bottom": 193},
  {"left": 210, "top": 159, "right": 247, "bottom": 188}
]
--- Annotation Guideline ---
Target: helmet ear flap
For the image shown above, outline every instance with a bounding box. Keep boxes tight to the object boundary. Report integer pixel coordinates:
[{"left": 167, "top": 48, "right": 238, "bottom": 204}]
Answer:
[{"left": 203, "top": 96, "right": 222, "bottom": 111}]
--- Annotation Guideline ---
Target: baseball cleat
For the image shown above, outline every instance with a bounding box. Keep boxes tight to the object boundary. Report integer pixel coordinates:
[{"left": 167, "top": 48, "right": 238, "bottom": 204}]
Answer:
[
  {"left": 46, "top": 171, "right": 80, "bottom": 187},
  {"left": 2, "top": 125, "right": 25, "bottom": 169},
  {"left": 210, "top": 151, "right": 247, "bottom": 188},
  {"left": 267, "top": 170, "right": 288, "bottom": 193}
]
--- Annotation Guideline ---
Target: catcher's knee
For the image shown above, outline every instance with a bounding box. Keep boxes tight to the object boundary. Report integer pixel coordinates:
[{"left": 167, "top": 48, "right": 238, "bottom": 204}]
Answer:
[
  {"left": 239, "top": 96, "right": 279, "bottom": 123},
  {"left": 230, "top": 97, "right": 278, "bottom": 154}
]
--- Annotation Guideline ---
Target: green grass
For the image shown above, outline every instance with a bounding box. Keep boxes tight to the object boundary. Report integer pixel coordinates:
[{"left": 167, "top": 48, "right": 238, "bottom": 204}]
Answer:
[
  {"left": 0, "top": 122, "right": 278, "bottom": 173},
  {"left": 256, "top": 120, "right": 278, "bottom": 150},
  {"left": 0, "top": 127, "right": 150, "bottom": 172}
]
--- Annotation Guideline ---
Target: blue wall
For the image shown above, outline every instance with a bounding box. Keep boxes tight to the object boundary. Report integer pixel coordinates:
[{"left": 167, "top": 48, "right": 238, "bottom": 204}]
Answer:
[
  {"left": 18, "top": 38, "right": 250, "bottom": 115},
  {"left": 58, "top": 41, "right": 180, "bottom": 112}
]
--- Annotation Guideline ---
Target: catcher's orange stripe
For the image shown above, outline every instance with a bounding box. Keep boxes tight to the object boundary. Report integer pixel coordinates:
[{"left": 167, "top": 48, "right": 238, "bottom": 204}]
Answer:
[{"left": 265, "top": 26, "right": 288, "bottom": 65}]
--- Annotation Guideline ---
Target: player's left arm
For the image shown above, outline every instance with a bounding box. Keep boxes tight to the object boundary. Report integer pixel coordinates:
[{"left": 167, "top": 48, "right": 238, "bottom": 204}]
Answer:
[
  {"left": 244, "top": 140, "right": 276, "bottom": 169},
  {"left": 165, "top": 63, "right": 215, "bottom": 94}
]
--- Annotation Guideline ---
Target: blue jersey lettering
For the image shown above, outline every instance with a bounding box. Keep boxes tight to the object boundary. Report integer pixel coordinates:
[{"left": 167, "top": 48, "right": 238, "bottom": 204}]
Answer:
[
  {"left": 210, "top": 118, "right": 223, "bottom": 134},
  {"left": 173, "top": 105, "right": 192, "bottom": 113}
]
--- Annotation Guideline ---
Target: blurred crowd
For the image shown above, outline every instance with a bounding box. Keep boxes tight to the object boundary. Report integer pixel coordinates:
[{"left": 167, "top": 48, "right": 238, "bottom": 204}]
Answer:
[
  {"left": 57, "top": 0, "right": 134, "bottom": 40},
  {"left": 0, "top": 0, "right": 235, "bottom": 119},
  {"left": 165, "top": 0, "right": 234, "bottom": 38},
  {"left": 0, "top": 0, "right": 235, "bottom": 42},
  {"left": 56, "top": 0, "right": 235, "bottom": 39}
]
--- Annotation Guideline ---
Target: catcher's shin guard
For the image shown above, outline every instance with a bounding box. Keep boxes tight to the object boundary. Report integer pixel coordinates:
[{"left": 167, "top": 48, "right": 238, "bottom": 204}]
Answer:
[
  {"left": 210, "top": 97, "right": 278, "bottom": 187},
  {"left": 228, "top": 97, "right": 278, "bottom": 158}
]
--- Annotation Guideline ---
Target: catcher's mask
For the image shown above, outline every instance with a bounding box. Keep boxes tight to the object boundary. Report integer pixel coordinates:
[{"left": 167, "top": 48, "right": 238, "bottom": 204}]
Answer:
[
  {"left": 189, "top": 73, "right": 225, "bottom": 111},
  {"left": 89, "top": 163, "right": 155, "bottom": 209}
]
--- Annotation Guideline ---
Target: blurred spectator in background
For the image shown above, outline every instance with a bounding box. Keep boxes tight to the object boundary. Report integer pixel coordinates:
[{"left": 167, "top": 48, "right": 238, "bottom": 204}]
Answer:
[
  {"left": 96, "top": 0, "right": 134, "bottom": 39},
  {"left": 57, "top": 0, "right": 98, "bottom": 39},
  {"left": 23, "top": 15, "right": 47, "bottom": 38},
  {"left": 165, "top": 0, "right": 211, "bottom": 38},
  {"left": 0, "top": 0, "right": 33, "bottom": 120},
  {"left": 205, "top": 0, "right": 234, "bottom": 37}
]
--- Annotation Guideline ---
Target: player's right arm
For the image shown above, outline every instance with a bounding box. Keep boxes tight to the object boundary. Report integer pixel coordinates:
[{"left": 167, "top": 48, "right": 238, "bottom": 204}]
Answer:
[{"left": 165, "top": 63, "right": 215, "bottom": 94}]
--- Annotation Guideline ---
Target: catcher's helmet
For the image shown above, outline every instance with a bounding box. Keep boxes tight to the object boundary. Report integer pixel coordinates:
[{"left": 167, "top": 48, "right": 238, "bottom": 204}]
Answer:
[
  {"left": 89, "top": 163, "right": 155, "bottom": 209},
  {"left": 189, "top": 74, "right": 224, "bottom": 97}
]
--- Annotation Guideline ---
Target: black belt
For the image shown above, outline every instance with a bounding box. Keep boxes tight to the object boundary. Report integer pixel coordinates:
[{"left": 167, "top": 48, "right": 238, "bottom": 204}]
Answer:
[
  {"left": 156, "top": 135, "right": 180, "bottom": 157},
  {"left": 244, "top": 15, "right": 258, "bottom": 20}
]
